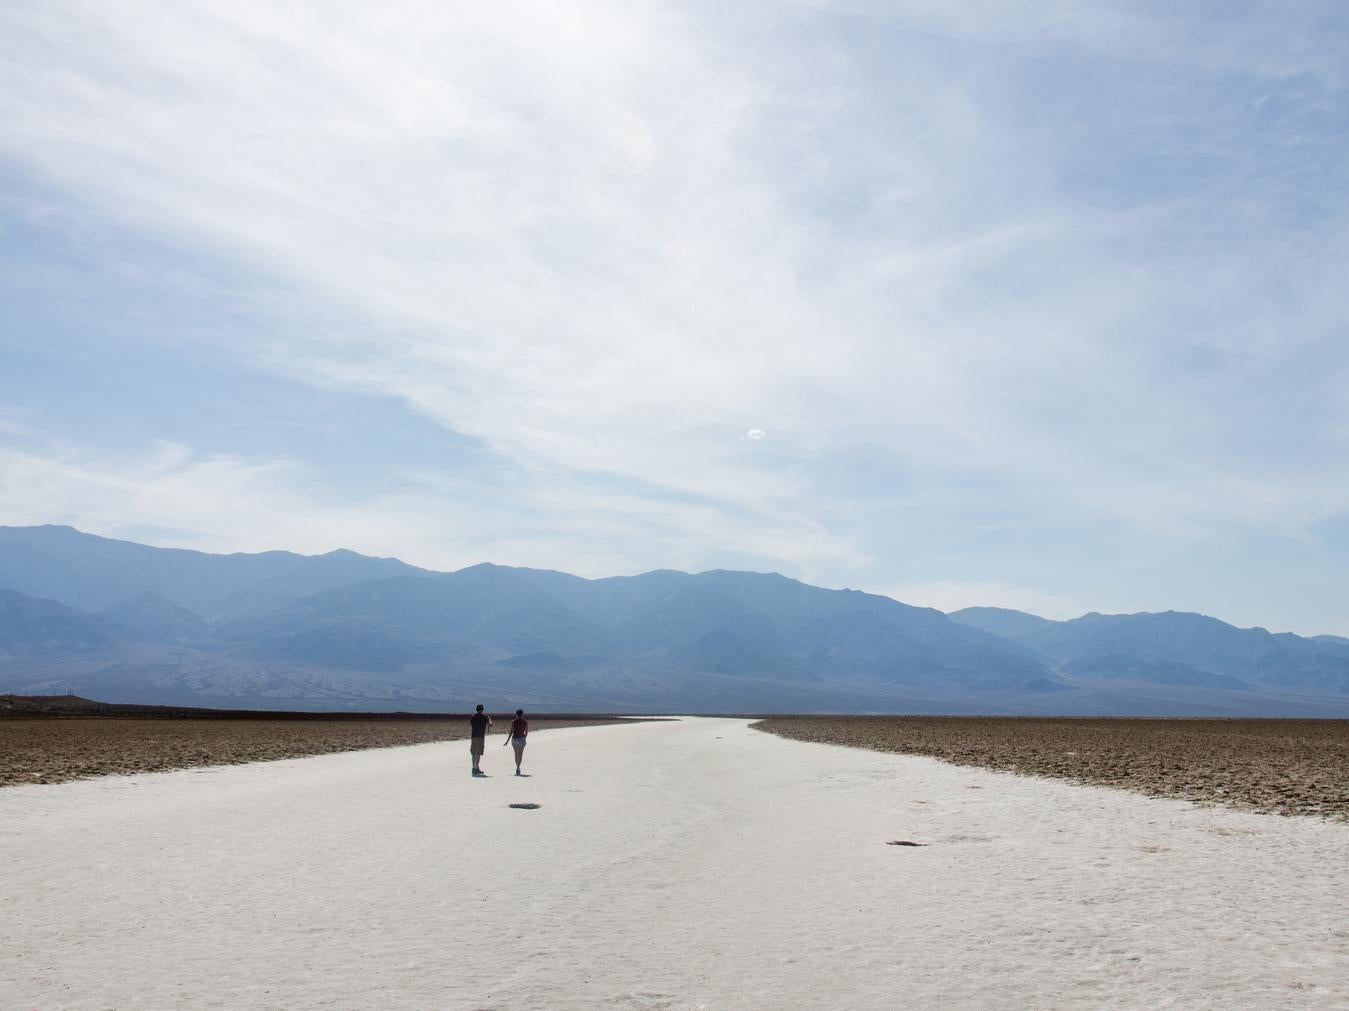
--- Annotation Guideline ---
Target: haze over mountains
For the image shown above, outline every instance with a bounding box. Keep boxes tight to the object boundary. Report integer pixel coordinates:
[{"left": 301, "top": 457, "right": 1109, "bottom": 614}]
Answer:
[{"left": 2, "top": 525, "right": 1346, "bottom": 716}]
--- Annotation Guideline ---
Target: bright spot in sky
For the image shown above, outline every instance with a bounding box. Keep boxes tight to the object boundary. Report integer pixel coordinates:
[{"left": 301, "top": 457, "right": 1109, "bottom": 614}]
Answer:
[{"left": 747, "top": 429, "right": 766, "bottom": 441}]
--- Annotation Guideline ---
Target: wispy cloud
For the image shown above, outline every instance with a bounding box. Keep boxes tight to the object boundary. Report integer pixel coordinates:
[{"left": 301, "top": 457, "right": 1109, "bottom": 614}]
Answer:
[
  {"left": 0, "top": 431, "right": 866, "bottom": 581},
  {"left": 1, "top": 2, "right": 1346, "bottom": 631}
]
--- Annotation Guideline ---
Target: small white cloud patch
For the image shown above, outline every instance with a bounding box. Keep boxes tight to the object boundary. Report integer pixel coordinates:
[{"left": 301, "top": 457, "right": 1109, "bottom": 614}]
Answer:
[{"left": 746, "top": 429, "right": 766, "bottom": 441}]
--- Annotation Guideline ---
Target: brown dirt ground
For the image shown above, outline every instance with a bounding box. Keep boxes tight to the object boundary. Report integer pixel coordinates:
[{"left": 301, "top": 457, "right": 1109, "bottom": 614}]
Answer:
[
  {"left": 0, "top": 714, "right": 635, "bottom": 787},
  {"left": 753, "top": 716, "right": 1349, "bottom": 822}
]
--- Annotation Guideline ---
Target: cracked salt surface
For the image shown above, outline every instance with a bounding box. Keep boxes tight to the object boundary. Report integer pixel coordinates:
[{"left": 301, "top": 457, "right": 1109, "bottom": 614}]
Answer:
[{"left": 2, "top": 717, "right": 1346, "bottom": 1008}]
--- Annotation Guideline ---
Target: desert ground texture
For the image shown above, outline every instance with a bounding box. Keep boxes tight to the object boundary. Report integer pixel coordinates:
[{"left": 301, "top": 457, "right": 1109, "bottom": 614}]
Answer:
[
  {"left": 2, "top": 717, "right": 1346, "bottom": 1009},
  {"left": 0, "top": 697, "right": 633, "bottom": 786},
  {"left": 755, "top": 716, "right": 1349, "bottom": 822}
]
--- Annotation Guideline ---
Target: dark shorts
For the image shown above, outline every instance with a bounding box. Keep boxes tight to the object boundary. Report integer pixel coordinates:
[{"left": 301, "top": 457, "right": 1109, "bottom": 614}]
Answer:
[{"left": 470, "top": 736, "right": 485, "bottom": 756}]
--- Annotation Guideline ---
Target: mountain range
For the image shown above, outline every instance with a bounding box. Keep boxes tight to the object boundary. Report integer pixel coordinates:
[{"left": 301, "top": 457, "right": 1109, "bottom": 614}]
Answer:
[{"left": 2, "top": 525, "right": 1346, "bottom": 715}]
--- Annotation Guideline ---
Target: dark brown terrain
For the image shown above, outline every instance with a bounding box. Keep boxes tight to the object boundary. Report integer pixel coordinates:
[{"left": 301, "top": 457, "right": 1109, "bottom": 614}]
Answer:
[
  {"left": 754, "top": 715, "right": 1349, "bottom": 822},
  {"left": 0, "top": 695, "right": 637, "bottom": 786}
]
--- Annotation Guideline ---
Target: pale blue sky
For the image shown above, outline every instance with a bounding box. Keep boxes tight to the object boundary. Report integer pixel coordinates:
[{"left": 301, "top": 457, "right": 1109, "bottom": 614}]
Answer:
[{"left": 2, "top": 2, "right": 1347, "bottom": 635}]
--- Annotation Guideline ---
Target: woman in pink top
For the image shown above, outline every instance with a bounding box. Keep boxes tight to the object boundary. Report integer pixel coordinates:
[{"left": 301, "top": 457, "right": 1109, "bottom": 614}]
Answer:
[{"left": 503, "top": 708, "right": 529, "bottom": 775}]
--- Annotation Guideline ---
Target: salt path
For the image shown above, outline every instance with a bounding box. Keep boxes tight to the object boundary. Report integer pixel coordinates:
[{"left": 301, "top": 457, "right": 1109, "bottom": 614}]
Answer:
[{"left": 2, "top": 717, "right": 1346, "bottom": 1009}]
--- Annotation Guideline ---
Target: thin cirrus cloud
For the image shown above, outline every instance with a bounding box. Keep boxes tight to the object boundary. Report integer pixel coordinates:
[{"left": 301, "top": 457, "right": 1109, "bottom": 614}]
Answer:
[
  {"left": 0, "top": 431, "right": 863, "bottom": 581},
  {"left": 0, "top": 2, "right": 1347, "bottom": 632}
]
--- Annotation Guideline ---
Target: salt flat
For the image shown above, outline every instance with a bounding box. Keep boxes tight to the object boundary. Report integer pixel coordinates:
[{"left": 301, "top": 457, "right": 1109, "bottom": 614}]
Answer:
[{"left": 2, "top": 717, "right": 1346, "bottom": 1009}]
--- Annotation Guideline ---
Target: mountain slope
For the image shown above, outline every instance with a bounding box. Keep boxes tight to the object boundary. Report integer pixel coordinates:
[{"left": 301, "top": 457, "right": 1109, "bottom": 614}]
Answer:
[
  {"left": 0, "top": 525, "right": 429, "bottom": 618},
  {"left": 950, "top": 604, "right": 1349, "bottom": 696},
  {"left": 214, "top": 567, "right": 610, "bottom": 672},
  {"left": 209, "top": 565, "right": 1055, "bottom": 691},
  {"left": 949, "top": 606, "right": 1057, "bottom": 640},
  {"left": 1019, "top": 611, "right": 1349, "bottom": 695},
  {"left": 1, "top": 526, "right": 1346, "bottom": 714},
  {"left": 100, "top": 592, "right": 208, "bottom": 643},
  {"left": 0, "top": 588, "right": 131, "bottom": 656}
]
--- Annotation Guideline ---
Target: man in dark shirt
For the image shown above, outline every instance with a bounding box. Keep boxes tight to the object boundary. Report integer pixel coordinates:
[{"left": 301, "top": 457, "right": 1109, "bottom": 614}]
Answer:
[{"left": 469, "top": 704, "right": 491, "bottom": 776}]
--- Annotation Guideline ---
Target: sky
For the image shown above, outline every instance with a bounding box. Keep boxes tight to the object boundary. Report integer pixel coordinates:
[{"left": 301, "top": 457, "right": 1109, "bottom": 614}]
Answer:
[{"left": 1, "top": 2, "right": 1347, "bottom": 636}]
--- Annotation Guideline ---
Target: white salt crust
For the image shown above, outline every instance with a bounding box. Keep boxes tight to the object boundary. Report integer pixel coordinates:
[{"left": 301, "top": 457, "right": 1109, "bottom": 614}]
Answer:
[{"left": 2, "top": 717, "right": 1345, "bottom": 1009}]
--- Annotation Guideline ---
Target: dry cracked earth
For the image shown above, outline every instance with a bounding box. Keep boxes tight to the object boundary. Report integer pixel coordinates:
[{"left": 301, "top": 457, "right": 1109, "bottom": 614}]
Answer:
[
  {"left": 754, "top": 716, "right": 1349, "bottom": 822},
  {"left": 0, "top": 697, "right": 633, "bottom": 787}
]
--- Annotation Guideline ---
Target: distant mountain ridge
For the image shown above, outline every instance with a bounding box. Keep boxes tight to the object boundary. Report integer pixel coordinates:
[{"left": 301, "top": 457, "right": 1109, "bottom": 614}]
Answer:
[
  {"left": 99, "top": 591, "right": 208, "bottom": 643},
  {"left": 1, "top": 525, "right": 1346, "bottom": 716},
  {"left": 947, "top": 606, "right": 1056, "bottom": 640},
  {"left": 0, "top": 525, "right": 427, "bottom": 619},
  {"left": 950, "top": 607, "right": 1349, "bottom": 696},
  {"left": 0, "top": 588, "right": 130, "bottom": 656}
]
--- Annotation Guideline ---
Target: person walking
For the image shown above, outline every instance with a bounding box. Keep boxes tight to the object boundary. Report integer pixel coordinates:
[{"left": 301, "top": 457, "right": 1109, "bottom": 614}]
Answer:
[
  {"left": 469, "top": 704, "right": 491, "bottom": 776},
  {"left": 503, "top": 708, "right": 529, "bottom": 775}
]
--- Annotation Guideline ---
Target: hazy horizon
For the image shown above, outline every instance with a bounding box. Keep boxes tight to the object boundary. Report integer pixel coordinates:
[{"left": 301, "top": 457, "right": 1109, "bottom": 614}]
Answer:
[{"left": 7, "top": 521, "right": 1346, "bottom": 640}]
